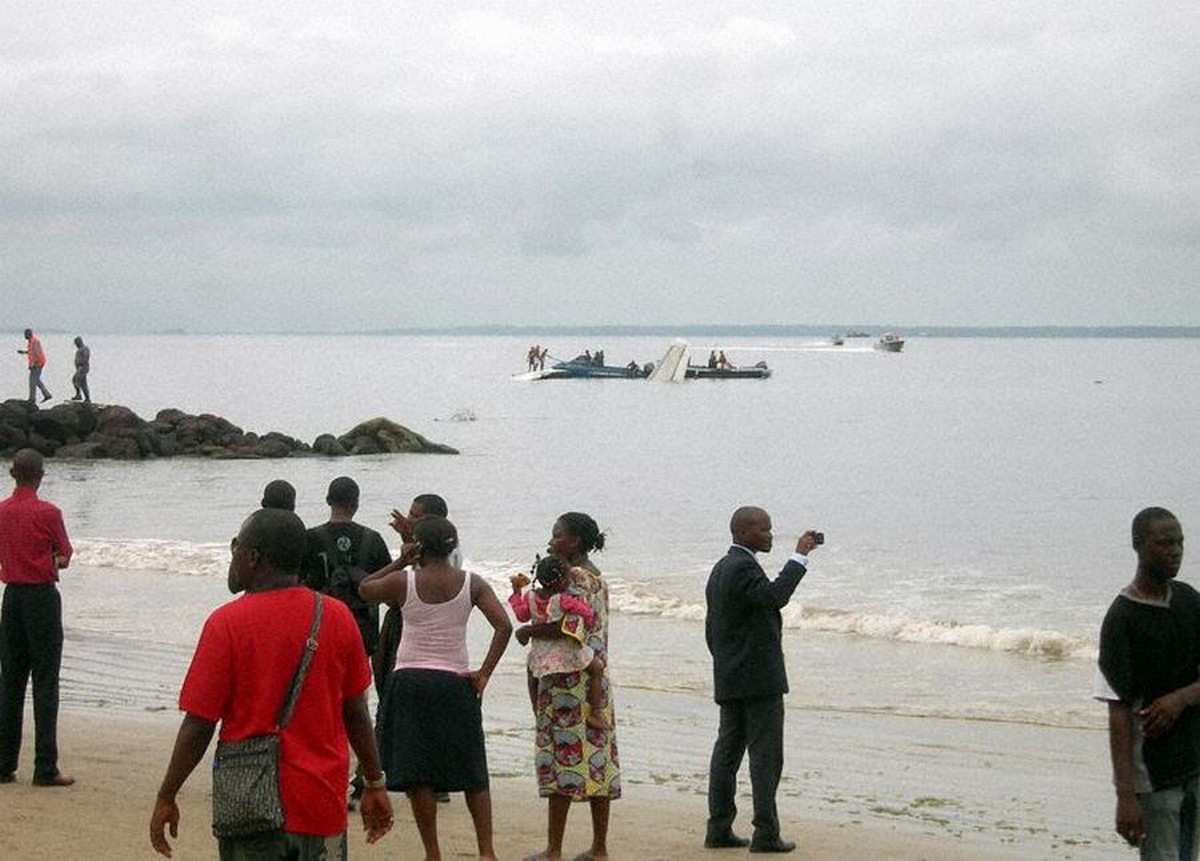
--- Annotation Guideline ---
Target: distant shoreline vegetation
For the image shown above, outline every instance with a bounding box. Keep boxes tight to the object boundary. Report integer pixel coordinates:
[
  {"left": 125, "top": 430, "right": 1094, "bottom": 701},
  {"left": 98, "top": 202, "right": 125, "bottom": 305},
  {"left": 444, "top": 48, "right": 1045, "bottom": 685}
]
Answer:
[{"left": 44, "top": 325, "right": 1200, "bottom": 339}]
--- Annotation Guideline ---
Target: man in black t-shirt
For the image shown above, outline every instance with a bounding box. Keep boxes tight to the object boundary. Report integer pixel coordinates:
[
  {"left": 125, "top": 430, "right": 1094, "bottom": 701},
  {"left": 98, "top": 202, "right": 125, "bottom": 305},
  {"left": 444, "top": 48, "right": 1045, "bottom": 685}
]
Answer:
[
  {"left": 1097, "top": 507, "right": 1200, "bottom": 857},
  {"left": 304, "top": 477, "right": 391, "bottom": 661}
]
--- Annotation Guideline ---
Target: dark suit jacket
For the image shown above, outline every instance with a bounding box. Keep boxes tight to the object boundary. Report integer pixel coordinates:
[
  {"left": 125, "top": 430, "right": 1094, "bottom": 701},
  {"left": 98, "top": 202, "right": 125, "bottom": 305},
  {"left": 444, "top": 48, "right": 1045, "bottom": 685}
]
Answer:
[{"left": 705, "top": 545, "right": 807, "bottom": 704}]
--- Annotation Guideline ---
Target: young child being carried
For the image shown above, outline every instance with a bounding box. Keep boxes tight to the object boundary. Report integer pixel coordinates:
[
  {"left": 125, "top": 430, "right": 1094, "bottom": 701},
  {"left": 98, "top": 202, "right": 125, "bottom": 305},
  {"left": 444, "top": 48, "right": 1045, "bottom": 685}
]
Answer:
[{"left": 509, "top": 555, "right": 606, "bottom": 730}]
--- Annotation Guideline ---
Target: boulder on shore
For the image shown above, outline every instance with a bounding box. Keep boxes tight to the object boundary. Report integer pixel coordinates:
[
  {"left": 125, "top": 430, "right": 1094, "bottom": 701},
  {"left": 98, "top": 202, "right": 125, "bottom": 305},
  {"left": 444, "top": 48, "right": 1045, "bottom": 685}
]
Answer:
[{"left": 0, "top": 400, "right": 459, "bottom": 460}]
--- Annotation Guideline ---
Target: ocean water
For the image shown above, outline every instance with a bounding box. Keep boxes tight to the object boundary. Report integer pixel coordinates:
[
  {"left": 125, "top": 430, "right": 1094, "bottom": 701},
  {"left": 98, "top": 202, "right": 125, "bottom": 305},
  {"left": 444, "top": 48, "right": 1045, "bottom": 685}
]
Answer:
[{"left": 8, "top": 332, "right": 1200, "bottom": 856}]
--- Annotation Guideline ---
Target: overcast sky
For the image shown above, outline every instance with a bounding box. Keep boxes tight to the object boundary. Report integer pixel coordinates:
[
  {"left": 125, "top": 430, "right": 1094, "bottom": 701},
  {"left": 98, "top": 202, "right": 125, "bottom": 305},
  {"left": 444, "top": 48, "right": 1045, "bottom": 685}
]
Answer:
[{"left": 3, "top": 2, "right": 1197, "bottom": 332}]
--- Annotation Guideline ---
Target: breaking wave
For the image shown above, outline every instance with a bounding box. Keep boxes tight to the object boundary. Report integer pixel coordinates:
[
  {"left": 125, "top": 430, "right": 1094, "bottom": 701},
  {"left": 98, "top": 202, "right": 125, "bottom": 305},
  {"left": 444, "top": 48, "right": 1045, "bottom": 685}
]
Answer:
[
  {"left": 604, "top": 576, "right": 1095, "bottom": 660},
  {"left": 74, "top": 538, "right": 228, "bottom": 578},
  {"left": 70, "top": 542, "right": 1096, "bottom": 661}
]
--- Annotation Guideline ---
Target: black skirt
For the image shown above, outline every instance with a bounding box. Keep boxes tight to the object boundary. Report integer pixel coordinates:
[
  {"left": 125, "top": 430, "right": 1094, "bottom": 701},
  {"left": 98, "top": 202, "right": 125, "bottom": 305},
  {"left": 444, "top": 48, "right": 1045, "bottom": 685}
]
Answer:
[{"left": 376, "top": 667, "right": 489, "bottom": 792}]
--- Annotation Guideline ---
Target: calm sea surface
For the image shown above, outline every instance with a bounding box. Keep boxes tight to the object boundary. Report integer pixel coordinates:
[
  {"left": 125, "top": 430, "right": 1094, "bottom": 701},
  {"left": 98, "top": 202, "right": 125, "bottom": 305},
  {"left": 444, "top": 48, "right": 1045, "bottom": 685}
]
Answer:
[{"left": 7, "top": 332, "right": 1198, "bottom": 857}]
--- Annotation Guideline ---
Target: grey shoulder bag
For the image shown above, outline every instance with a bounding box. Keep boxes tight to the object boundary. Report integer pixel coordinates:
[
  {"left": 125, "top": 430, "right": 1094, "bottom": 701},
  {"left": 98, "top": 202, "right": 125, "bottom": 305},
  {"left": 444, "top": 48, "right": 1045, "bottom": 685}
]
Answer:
[{"left": 211, "top": 592, "right": 324, "bottom": 838}]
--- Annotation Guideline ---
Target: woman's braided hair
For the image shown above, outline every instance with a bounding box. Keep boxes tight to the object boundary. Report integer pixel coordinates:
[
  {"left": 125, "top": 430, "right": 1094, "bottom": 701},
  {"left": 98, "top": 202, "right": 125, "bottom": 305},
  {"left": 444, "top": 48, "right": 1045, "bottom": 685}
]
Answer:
[{"left": 557, "top": 511, "right": 605, "bottom": 553}]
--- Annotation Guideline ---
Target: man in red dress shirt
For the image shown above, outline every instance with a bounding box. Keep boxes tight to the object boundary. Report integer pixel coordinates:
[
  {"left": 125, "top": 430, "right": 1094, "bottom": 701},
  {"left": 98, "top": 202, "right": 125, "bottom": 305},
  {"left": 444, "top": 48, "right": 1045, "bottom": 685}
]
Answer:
[{"left": 0, "top": 448, "right": 74, "bottom": 786}]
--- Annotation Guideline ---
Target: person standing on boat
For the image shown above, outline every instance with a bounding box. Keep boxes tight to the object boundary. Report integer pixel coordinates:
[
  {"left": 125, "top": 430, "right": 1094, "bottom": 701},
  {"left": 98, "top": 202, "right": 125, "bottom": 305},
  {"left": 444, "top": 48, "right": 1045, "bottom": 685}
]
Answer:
[
  {"left": 1096, "top": 507, "right": 1200, "bottom": 857},
  {"left": 704, "top": 507, "right": 821, "bottom": 853}
]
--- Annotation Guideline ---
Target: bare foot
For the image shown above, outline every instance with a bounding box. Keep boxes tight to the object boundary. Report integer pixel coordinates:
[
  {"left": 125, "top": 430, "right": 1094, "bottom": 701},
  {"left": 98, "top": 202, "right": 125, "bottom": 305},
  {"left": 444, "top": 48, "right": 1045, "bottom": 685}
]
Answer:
[{"left": 585, "top": 713, "right": 607, "bottom": 730}]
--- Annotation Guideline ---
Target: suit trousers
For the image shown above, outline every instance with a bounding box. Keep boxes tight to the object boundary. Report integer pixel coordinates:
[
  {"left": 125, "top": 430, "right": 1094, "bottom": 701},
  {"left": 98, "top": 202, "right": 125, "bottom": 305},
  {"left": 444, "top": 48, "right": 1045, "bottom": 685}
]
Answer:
[
  {"left": 707, "top": 695, "right": 785, "bottom": 842},
  {"left": 0, "top": 584, "right": 63, "bottom": 780}
]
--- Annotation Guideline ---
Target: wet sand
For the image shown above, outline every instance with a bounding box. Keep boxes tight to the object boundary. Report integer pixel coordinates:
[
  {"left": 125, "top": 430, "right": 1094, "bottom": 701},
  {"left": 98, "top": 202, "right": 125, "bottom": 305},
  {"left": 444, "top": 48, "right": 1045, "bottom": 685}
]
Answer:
[{"left": 0, "top": 709, "right": 1119, "bottom": 860}]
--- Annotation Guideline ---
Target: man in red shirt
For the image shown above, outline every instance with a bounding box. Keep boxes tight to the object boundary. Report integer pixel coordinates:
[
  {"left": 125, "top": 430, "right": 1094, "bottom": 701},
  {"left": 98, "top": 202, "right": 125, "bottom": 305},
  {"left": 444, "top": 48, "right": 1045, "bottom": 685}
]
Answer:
[
  {"left": 17, "top": 329, "right": 52, "bottom": 404},
  {"left": 150, "top": 507, "right": 393, "bottom": 859},
  {"left": 0, "top": 448, "right": 74, "bottom": 786}
]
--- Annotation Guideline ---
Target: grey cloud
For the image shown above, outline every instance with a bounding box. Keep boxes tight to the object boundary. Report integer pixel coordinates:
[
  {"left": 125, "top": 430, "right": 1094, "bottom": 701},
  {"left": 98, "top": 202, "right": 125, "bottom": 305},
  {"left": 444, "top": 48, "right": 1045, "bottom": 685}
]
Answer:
[{"left": 1, "top": 2, "right": 1197, "bottom": 330}]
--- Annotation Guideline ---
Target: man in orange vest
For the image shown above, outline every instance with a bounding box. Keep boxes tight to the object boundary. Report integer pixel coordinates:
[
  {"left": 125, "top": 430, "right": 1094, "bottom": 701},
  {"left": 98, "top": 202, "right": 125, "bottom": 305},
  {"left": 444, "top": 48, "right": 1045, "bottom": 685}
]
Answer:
[{"left": 17, "top": 330, "right": 51, "bottom": 404}]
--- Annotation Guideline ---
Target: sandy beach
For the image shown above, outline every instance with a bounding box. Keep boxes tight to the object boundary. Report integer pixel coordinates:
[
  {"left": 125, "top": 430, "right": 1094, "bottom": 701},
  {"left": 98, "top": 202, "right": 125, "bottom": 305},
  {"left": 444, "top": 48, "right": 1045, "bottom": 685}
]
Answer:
[{"left": 0, "top": 709, "right": 1106, "bottom": 860}]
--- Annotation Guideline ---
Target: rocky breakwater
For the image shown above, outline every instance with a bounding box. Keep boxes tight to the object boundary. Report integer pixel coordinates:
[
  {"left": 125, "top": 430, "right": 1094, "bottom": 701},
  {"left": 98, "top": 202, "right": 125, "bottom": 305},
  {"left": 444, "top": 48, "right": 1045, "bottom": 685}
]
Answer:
[{"left": 0, "top": 400, "right": 458, "bottom": 459}]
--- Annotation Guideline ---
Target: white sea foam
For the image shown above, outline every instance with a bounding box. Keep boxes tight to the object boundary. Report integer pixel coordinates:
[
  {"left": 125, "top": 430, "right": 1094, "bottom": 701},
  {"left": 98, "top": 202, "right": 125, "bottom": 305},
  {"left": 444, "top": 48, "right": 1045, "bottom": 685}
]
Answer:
[
  {"left": 70, "top": 544, "right": 1098, "bottom": 660},
  {"left": 607, "top": 576, "right": 1097, "bottom": 660},
  {"left": 73, "top": 538, "right": 228, "bottom": 579},
  {"left": 789, "top": 604, "right": 1096, "bottom": 660}
]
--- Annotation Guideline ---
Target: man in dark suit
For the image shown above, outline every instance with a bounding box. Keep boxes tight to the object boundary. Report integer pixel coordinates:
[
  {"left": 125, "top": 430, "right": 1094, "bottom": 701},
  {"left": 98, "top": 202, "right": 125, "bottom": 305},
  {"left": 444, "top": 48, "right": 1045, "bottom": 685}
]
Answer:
[{"left": 704, "top": 506, "right": 821, "bottom": 853}]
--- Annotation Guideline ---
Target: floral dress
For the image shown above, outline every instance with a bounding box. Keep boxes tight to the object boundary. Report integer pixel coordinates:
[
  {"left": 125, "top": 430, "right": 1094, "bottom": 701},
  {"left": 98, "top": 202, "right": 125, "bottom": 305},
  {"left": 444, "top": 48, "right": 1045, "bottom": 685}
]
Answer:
[{"left": 533, "top": 563, "right": 621, "bottom": 799}]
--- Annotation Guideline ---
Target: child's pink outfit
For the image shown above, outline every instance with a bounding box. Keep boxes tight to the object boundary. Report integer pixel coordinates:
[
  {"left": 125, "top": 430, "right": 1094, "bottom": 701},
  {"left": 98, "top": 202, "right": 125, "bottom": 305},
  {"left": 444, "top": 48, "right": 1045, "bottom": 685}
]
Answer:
[{"left": 508, "top": 589, "right": 595, "bottom": 676}]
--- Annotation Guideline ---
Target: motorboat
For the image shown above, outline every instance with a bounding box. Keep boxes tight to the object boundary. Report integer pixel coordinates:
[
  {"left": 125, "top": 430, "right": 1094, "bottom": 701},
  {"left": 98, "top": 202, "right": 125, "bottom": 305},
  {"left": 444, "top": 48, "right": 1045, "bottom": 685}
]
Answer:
[
  {"left": 874, "top": 333, "right": 905, "bottom": 352},
  {"left": 685, "top": 362, "right": 771, "bottom": 380},
  {"left": 520, "top": 360, "right": 648, "bottom": 381}
]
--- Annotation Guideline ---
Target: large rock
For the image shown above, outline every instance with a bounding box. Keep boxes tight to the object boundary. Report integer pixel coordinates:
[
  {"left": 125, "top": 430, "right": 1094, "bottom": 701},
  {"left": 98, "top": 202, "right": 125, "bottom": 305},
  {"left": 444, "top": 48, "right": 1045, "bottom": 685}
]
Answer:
[
  {"left": 0, "top": 400, "right": 457, "bottom": 460},
  {"left": 336, "top": 417, "right": 459, "bottom": 455},
  {"left": 312, "top": 434, "right": 348, "bottom": 456}
]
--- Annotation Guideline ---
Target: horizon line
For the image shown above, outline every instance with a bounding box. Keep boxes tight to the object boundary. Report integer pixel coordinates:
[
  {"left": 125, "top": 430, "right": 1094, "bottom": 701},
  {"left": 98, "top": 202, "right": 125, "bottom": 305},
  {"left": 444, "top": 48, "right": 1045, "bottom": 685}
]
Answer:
[{"left": 31, "top": 324, "right": 1200, "bottom": 338}]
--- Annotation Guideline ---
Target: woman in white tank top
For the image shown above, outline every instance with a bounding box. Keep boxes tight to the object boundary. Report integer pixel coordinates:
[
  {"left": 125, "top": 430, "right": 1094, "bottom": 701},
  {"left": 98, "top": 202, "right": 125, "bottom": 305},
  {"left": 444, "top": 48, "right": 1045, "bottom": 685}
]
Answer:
[{"left": 359, "top": 516, "right": 511, "bottom": 861}]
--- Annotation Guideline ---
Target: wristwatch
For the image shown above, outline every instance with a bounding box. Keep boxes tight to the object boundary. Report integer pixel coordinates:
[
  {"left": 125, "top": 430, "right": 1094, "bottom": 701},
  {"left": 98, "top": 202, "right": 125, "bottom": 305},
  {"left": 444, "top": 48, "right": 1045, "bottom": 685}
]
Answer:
[{"left": 364, "top": 772, "right": 387, "bottom": 790}]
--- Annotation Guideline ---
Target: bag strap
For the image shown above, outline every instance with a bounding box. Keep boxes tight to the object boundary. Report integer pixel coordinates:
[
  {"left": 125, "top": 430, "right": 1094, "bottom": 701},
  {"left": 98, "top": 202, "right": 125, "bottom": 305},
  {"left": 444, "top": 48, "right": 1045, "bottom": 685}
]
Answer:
[{"left": 276, "top": 592, "right": 323, "bottom": 730}]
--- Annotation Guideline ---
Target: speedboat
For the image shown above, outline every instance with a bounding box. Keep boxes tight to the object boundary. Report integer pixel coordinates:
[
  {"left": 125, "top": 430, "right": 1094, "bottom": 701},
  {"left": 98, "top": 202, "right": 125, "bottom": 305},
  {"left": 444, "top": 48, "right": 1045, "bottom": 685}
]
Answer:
[
  {"left": 521, "top": 360, "right": 648, "bottom": 381},
  {"left": 685, "top": 362, "right": 771, "bottom": 380},
  {"left": 874, "top": 333, "right": 905, "bottom": 352}
]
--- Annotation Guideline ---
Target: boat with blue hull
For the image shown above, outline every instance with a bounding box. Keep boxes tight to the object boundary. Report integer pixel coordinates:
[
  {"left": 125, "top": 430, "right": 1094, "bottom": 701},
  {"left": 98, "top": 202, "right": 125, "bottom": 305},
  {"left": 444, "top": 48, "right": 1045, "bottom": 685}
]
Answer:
[{"left": 514, "top": 340, "right": 771, "bottom": 381}]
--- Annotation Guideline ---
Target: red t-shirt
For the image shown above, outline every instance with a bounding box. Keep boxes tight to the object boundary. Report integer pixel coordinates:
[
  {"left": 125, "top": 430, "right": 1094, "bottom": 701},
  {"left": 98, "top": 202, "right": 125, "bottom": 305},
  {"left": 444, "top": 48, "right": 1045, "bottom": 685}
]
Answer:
[
  {"left": 26, "top": 335, "right": 45, "bottom": 369},
  {"left": 0, "top": 487, "right": 72, "bottom": 585},
  {"left": 180, "top": 586, "right": 371, "bottom": 836}
]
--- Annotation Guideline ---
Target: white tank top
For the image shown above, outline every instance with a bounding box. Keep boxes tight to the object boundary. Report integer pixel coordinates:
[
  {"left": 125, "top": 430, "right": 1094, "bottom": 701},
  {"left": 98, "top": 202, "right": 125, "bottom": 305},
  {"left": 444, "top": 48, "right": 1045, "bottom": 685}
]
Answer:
[{"left": 394, "top": 567, "right": 473, "bottom": 673}]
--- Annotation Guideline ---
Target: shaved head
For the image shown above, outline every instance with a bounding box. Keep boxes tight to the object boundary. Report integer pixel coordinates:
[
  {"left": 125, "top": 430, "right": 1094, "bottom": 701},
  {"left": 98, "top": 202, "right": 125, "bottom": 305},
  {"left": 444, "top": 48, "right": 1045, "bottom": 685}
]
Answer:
[
  {"left": 730, "top": 506, "right": 768, "bottom": 536},
  {"left": 730, "top": 506, "right": 773, "bottom": 554}
]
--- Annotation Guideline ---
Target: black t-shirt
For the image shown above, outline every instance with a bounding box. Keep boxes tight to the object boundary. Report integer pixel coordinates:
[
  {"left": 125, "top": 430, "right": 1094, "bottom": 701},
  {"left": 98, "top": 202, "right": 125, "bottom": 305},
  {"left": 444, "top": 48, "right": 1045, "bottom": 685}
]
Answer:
[
  {"left": 1099, "top": 580, "right": 1200, "bottom": 790},
  {"left": 304, "top": 521, "right": 391, "bottom": 654}
]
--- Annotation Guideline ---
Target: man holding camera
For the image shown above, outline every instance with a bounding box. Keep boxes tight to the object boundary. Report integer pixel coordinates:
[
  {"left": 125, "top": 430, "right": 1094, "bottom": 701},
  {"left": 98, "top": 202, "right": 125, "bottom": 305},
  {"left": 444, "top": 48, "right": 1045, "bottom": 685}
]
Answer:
[{"left": 704, "top": 506, "right": 821, "bottom": 854}]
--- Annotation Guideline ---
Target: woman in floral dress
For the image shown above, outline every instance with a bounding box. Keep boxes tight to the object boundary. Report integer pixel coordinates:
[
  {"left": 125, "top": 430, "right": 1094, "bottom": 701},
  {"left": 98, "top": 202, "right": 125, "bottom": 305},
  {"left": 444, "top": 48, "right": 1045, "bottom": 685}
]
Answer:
[{"left": 517, "top": 511, "right": 620, "bottom": 861}]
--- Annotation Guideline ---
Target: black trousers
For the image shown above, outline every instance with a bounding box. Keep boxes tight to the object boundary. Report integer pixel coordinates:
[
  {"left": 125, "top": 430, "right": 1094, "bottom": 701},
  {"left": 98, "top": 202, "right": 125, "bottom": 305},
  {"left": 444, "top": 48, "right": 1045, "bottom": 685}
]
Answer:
[
  {"left": 0, "top": 583, "right": 63, "bottom": 780},
  {"left": 706, "top": 695, "right": 785, "bottom": 843}
]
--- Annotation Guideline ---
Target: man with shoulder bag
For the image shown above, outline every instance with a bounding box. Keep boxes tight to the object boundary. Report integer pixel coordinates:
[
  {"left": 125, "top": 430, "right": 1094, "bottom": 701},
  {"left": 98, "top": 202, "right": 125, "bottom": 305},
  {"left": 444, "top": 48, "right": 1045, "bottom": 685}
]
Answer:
[{"left": 149, "top": 508, "right": 393, "bottom": 859}]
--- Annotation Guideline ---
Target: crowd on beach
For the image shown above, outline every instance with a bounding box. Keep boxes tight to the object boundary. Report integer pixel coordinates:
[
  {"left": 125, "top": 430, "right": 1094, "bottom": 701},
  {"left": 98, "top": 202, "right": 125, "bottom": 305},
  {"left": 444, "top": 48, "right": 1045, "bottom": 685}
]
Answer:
[
  {"left": 0, "top": 441, "right": 823, "bottom": 860},
  {"left": 143, "top": 474, "right": 623, "bottom": 861}
]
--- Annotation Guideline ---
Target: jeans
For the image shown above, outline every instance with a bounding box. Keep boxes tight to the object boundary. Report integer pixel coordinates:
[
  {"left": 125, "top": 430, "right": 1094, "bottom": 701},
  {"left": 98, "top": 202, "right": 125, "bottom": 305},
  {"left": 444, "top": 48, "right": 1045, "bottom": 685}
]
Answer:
[
  {"left": 28, "top": 366, "right": 50, "bottom": 402},
  {"left": 1140, "top": 776, "right": 1200, "bottom": 861}
]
